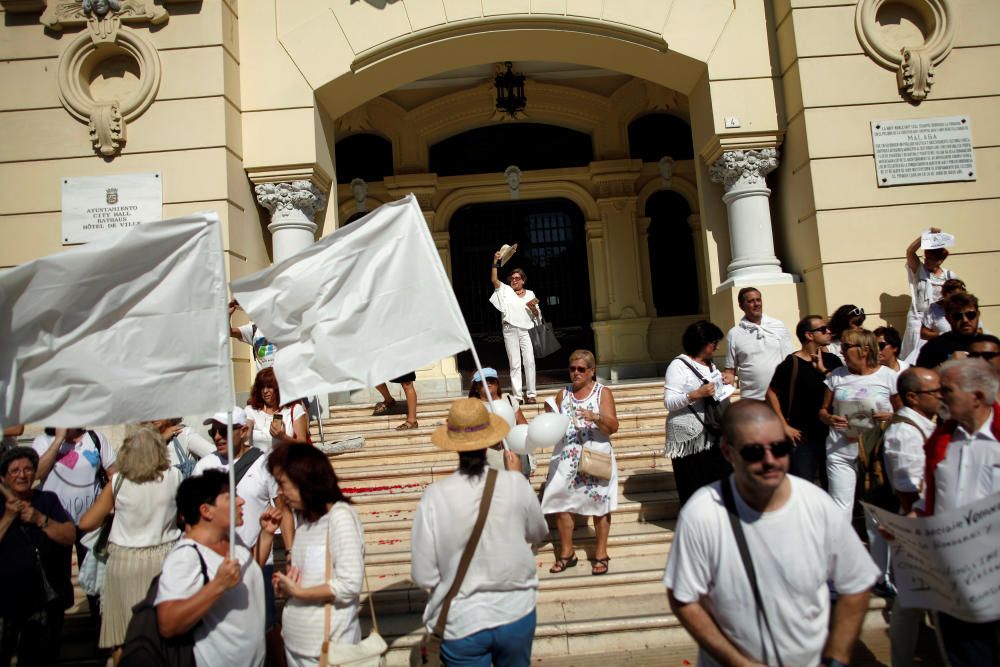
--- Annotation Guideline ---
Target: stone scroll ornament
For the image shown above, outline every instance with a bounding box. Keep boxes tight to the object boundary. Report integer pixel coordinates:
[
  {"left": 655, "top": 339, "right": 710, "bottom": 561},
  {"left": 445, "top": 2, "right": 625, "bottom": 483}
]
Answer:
[
  {"left": 39, "top": 0, "right": 170, "bottom": 156},
  {"left": 855, "top": 0, "right": 955, "bottom": 103}
]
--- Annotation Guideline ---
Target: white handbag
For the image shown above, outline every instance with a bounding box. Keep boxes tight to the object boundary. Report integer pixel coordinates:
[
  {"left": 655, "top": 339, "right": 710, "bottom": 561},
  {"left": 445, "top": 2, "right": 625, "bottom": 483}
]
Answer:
[{"left": 319, "top": 515, "right": 388, "bottom": 667}]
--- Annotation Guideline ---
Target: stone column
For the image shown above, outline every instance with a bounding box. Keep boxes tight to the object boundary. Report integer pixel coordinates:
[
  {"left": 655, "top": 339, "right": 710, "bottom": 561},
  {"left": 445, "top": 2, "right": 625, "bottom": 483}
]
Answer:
[
  {"left": 687, "top": 214, "right": 709, "bottom": 314},
  {"left": 635, "top": 215, "right": 655, "bottom": 317},
  {"left": 254, "top": 180, "right": 327, "bottom": 264},
  {"left": 585, "top": 219, "right": 611, "bottom": 321},
  {"left": 708, "top": 149, "right": 793, "bottom": 287}
]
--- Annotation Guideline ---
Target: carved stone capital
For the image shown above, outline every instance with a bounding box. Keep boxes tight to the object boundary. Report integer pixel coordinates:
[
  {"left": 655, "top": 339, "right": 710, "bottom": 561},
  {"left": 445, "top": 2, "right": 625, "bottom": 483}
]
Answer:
[
  {"left": 42, "top": 0, "right": 168, "bottom": 43},
  {"left": 255, "top": 181, "right": 327, "bottom": 221},
  {"left": 709, "top": 149, "right": 779, "bottom": 191}
]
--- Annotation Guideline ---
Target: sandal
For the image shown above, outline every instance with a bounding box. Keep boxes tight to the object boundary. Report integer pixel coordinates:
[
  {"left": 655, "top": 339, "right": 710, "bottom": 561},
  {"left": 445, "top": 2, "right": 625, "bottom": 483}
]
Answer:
[
  {"left": 395, "top": 420, "right": 418, "bottom": 430},
  {"left": 372, "top": 398, "right": 396, "bottom": 416},
  {"left": 549, "top": 554, "right": 578, "bottom": 573},
  {"left": 592, "top": 557, "right": 610, "bottom": 576}
]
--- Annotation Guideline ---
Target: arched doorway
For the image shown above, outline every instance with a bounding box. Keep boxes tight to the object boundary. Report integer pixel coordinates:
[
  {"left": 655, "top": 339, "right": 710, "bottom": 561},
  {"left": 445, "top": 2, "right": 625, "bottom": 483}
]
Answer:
[{"left": 449, "top": 197, "right": 593, "bottom": 385}]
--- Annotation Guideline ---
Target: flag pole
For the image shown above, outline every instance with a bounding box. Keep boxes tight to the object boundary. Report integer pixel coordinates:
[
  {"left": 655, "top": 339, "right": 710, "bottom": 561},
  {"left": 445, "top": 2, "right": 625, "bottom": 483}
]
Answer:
[
  {"left": 314, "top": 395, "right": 326, "bottom": 448},
  {"left": 468, "top": 345, "right": 509, "bottom": 449},
  {"left": 226, "top": 411, "right": 235, "bottom": 560}
]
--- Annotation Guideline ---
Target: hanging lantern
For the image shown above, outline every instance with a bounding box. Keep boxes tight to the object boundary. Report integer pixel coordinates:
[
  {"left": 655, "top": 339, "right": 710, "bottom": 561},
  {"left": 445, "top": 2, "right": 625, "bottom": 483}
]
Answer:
[{"left": 494, "top": 62, "right": 526, "bottom": 119}]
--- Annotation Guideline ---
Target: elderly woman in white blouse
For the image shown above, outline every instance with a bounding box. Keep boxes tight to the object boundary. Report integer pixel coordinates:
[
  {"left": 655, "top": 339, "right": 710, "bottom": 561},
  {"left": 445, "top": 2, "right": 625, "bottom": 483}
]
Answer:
[{"left": 267, "top": 445, "right": 364, "bottom": 667}]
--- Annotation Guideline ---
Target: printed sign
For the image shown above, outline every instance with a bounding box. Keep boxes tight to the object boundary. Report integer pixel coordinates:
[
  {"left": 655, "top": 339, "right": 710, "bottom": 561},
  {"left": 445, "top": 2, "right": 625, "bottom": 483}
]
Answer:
[
  {"left": 871, "top": 116, "right": 976, "bottom": 187},
  {"left": 865, "top": 493, "right": 1000, "bottom": 623},
  {"left": 61, "top": 173, "right": 163, "bottom": 244}
]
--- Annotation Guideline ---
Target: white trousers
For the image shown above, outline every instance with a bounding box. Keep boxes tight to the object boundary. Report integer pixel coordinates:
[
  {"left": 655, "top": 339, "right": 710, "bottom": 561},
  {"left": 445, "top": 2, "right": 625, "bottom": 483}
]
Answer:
[
  {"left": 826, "top": 446, "right": 858, "bottom": 518},
  {"left": 503, "top": 324, "right": 536, "bottom": 399}
]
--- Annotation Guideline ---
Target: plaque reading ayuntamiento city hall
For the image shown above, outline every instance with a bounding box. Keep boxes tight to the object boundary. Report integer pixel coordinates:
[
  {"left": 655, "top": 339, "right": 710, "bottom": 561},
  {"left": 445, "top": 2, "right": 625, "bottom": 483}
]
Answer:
[
  {"left": 871, "top": 116, "right": 976, "bottom": 187},
  {"left": 61, "top": 173, "right": 163, "bottom": 244}
]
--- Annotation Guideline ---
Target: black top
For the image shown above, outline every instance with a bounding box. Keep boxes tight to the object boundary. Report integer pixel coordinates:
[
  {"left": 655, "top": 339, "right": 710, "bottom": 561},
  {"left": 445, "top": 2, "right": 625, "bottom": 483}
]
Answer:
[
  {"left": 0, "top": 490, "right": 73, "bottom": 617},
  {"left": 768, "top": 352, "right": 844, "bottom": 444},
  {"left": 916, "top": 332, "right": 973, "bottom": 369}
]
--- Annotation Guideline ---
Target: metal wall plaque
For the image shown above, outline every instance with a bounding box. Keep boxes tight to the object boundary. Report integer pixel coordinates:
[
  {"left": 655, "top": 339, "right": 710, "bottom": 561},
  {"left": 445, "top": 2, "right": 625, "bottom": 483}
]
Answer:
[
  {"left": 61, "top": 172, "right": 163, "bottom": 244},
  {"left": 871, "top": 116, "right": 976, "bottom": 187}
]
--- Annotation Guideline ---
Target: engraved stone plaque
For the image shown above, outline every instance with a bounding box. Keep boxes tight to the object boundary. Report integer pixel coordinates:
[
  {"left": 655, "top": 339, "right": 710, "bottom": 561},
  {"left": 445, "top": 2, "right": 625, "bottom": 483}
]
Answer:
[
  {"left": 62, "top": 172, "right": 163, "bottom": 244},
  {"left": 871, "top": 116, "right": 976, "bottom": 187}
]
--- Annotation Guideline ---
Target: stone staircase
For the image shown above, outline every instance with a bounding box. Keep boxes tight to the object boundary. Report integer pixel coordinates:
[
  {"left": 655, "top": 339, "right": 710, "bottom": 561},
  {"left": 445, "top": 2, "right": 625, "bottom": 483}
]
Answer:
[{"left": 57, "top": 379, "right": 895, "bottom": 665}]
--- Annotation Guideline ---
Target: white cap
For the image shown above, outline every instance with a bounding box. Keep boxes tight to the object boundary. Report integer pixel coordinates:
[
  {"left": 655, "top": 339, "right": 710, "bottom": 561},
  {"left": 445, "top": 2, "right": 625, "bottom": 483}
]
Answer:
[{"left": 202, "top": 406, "right": 248, "bottom": 427}]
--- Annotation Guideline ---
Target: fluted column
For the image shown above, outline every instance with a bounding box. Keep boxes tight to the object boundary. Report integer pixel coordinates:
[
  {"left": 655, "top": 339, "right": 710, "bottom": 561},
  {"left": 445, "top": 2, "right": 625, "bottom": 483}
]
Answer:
[
  {"left": 708, "top": 149, "right": 791, "bottom": 286},
  {"left": 254, "top": 180, "right": 327, "bottom": 264}
]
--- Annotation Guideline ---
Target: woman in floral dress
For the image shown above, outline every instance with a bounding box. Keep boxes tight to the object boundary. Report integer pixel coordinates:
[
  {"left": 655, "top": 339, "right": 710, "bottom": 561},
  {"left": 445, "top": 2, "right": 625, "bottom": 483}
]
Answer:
[{"left": 540, "top": 349, "right": 619, "bottom": 575}]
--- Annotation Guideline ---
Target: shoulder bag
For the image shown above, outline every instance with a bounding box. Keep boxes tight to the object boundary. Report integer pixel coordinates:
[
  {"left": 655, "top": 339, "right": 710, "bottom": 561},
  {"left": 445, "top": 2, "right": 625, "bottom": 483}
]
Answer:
[
  {"left": 410, "top": 468, "right": 498, "bottom": 667},
  {"left": 171, "top": 438, "right": 196, "bottom": 480},
  {"left": 529, "top": 314, "right": 561, "bottom": 359},
  {"left": 319, "top": 509, "right": 388, "bottom": 667},
  {"left": 94, "top": 473, "right": 125, "bottom": 562},
  {"left": 676, "top": 357, "right": 726, "bottom": 437},
  {"left": 719, "top": 479, "right": 784, "bottom": 667}
]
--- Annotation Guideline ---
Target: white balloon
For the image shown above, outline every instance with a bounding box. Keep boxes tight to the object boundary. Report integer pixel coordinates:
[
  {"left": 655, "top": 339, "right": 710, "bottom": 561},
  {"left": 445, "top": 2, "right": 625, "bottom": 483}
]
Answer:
[
  {"left": 526, "top": 412, "right": 569, "bottom": 451},
  {"left": 486, "top": 398, "right": 516, "bottom": 428},
  {"left": 505, "top": 424, "right": 531, "bottom": 454}
]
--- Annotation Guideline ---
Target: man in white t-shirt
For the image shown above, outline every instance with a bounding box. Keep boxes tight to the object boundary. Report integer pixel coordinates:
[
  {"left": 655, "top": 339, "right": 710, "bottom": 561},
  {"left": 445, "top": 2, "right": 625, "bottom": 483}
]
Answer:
[
  {"left": 664, "top": 400, "right": 877, "bottom": 667},
  {"left": 156, "top": 469, "right": 266, "bottom": 667},
  {"left": 723, "top": 288, "right": 793, "bottom": 400},
  {"left": 193, "top": 408, "right": 290, "bottom": 632},
  {"left": 229, "top": 299, "right": 276, "bottom": 373}
]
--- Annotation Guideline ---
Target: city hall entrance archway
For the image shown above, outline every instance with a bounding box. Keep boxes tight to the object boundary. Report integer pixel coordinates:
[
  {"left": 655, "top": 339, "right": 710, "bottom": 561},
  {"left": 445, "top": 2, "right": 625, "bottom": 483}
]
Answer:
[{"left": 449, "top": 197, "right": 593, "bottom": 386}]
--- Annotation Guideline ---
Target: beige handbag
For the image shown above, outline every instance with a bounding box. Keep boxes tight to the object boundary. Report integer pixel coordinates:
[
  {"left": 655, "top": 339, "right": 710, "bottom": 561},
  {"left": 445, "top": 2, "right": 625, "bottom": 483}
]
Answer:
[
  {"left": 319, "top": 515, "right": 388, "bottom": 667},
  {"left": 578, "top": 447, "right": 613, "bottom": 480}
]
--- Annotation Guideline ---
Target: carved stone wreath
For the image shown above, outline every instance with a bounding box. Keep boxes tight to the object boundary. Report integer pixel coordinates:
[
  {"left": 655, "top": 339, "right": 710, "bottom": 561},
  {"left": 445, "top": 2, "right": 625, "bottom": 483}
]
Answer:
[
  {"left": 41, "top": 0, "right": 169, "bottom": 156},
  {"left": 855, "top": 0, "right": 955, "bottom": 103}
]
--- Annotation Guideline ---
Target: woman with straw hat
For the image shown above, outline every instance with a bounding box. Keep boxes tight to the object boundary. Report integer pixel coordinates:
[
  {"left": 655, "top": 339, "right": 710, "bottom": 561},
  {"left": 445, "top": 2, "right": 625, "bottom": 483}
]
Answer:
[{"left": 411, "top": 398, "right": 548, "bottom": 666}]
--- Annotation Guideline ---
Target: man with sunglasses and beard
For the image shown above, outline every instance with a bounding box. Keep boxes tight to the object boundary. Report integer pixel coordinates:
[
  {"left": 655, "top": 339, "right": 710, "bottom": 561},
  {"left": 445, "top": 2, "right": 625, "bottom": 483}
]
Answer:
[
  {"left": 664, "top": 400, "right": 877, "bottom": 667},
  {"left": 916, "top": 292, "right": 985, "bottom": 369}
]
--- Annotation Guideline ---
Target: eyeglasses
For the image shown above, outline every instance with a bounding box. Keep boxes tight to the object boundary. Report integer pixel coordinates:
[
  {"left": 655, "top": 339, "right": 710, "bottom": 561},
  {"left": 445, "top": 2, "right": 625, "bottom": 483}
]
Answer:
[
  {"left": 568, "top": 365, "right": 590, "bottom": 374},
  {"left": 949, "top": 310, "right": 978, "bottom": 322},
  {"left": 737, "top": 440, "right": 794, "bottom": 463},
  {"left": 6, "top": 465, "right": 34, "bottom": 477},
  {"left": 208, "top": 424, "right": 228, "bottom": 438},
  {"left": 808, "top": 326, "right": 830, "bottom": 334},
  {"left": 911, "top": 387, "right": 943, "bottom": 395},
  {"left": 509, "top": 276, "right": 523, "bottom": 282},
  {"left": 969, "top": 350, "right": 1000, "bottom": 361}
]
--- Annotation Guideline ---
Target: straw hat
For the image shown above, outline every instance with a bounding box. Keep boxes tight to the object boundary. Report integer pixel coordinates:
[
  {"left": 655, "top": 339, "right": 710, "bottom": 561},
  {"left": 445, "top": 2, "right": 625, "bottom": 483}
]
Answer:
[
  {"left": 431, "top": 398, "right": 510, "bottom": 452},
  {"left": 498, "top": 243, "right": 518, "bottom": 267}
]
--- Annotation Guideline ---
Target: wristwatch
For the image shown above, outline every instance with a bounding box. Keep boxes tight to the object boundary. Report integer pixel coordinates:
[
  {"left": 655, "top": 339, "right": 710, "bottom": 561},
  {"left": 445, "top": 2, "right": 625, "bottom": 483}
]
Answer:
[{"left": 821, "top": 658, "right": 847, "bottom": 667}]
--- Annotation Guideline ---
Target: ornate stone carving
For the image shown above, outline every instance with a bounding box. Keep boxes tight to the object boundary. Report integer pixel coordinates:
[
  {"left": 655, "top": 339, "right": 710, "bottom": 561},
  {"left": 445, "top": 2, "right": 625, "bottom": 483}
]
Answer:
[
  {"left": 657, "top": 156, "right": 674, "bottom": 187},
  {"left": 255, "top": 181, "right": 327, "bottom": 220},
  {"left": 504, "top": 165, "right": 522, "bottom": 199},
  {"left": 89, "top": 101, "right": 125, "bottom": 155},
  {"left": 350, "top": 178, "right": 368, "bottom": 212},
  {"left": 708, "top": 149, "right": 779, "bottom": 191},
  {"left": 42, "top": 0, "right": 167, "bottom": 41},
  {"left": 855, "top": 0, "right": 954, "bottom": 103}
]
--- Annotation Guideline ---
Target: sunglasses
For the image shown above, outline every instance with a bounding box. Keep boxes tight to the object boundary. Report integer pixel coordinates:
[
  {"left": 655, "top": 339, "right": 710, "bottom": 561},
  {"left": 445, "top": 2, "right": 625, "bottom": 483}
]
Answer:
[
  {"left": 877, "top": 341, "right": 890, "bottom": 350},
  {"left": 568, "top": 365, "right": 590, "bottom": 374},
  {"left": 808, "top": 325, "right": 831, "bottom": 334},
  {"left": 848, "top": 307, "right": 865, "bottom": 317},
  {"left": 969, "top": 350, "right": 1000, "bottom": 361},
  {"left": 208, "top": 424, "right": 228, "bottom": 438},
  {"left": 841, "top": 343, "right": 860, "bottom": 351},
  {"left": 737, "top": 440, "right": 794, "bottom": 463},
  {"left": 949, "top": 310, "right": 978, "bottom": 322}
]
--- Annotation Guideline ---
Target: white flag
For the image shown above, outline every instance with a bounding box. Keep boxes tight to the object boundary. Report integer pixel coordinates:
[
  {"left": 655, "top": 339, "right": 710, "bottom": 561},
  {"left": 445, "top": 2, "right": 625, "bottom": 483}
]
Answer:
[
  {"left": 0, "top": 213, "right": 234, "bottom": 428},
  {"left": 231, "top": 194, "right": 472, "bottom": 400}
]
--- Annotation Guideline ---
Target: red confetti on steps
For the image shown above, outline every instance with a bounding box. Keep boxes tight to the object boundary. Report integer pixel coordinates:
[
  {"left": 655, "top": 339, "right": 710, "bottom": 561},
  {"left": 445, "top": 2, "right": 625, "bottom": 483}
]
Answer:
[{"left": 343, "top": 482, "right": 423, "bottom": 494}]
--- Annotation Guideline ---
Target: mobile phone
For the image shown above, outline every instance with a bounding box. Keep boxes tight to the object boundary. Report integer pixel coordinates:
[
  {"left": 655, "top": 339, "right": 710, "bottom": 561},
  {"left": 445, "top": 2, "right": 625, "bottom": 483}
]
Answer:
[{"left": 273, "top": 413, "right": 284, "bottom": 426}]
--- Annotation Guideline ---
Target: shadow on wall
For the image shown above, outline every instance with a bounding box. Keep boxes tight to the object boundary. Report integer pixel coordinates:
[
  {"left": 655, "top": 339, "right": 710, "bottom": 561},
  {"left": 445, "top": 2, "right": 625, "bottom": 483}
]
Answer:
[
  {"left": 880, "top": 292, "right": 912, "bottom": 331},
  {"left": 351, "top": 0, "right": 402, "bottom": 7}
]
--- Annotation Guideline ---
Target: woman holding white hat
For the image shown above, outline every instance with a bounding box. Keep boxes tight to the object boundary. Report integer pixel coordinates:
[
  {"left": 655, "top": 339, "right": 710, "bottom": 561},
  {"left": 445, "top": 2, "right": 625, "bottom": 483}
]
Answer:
[
  {"left": 490, "top": 248, "right": 540, "bottom": 404},
  {"left": 411, "top": 398, "right": 548, "bottom": 666}
]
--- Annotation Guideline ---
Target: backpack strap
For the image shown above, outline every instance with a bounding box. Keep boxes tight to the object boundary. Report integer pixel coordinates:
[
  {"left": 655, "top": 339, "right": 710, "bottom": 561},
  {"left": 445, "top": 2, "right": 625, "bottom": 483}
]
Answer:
[
  {"left": 184, "top": 543, "right": 210, "bottom": 585},
  {"left": 88, "top": 430, "right": 110, "bottom": 488},
  {"left": 786, "top": 355, "right": 800, "bottom": 417},
  {"left": 889, "top": 413, "right": 929, "bottom": 442},
  {"left": 233, "top": 448, "right": 265, "bottom": 487},
  {"left": 675, "top": 356, "right": 710, "bottom": 427}
]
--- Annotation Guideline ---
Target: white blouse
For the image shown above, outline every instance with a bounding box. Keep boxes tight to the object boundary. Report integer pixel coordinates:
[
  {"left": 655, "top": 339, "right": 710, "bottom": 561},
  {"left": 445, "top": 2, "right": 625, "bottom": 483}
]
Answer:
[{"left": 109, "top": 467, "right": 183, "bottom": 547}]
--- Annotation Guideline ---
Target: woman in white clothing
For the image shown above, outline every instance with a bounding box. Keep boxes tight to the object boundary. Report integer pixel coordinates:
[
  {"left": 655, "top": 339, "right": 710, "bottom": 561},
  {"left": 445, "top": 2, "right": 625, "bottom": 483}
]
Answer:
[
  {"left": 245, "top": 368, "right": 309, "bottom": 451},
  {"left": 902, "top": 227, "right": 958, "bottom": 361},
  {"left": 919, "top": 277, "right": 966, "bottom": 343},
  {"left": 541, "top": 349, "right": 619, "bottom": 576},
  {"left": 819, "top": 329, "right": 902, "bottom": 517},
  {"left": 148, "top": 418, "right": 215, "bottom": 479},
  {"left": 490, "top": 251, "right": 540, "bottom": 404},
  {"left": 79, "top": 426, "right": 182, "bottom": 664},
  {"left": 826, "top": 304, "right": 867, "bottom": 363},
  {"left": 663, "top": 321, "right": 732, "bottom": 507},
  {"left": 411, "top": 398, "right": 547, "bottom": 667},
  {"left": 267, "top": 444, "right": 364, "bottom": 667}
]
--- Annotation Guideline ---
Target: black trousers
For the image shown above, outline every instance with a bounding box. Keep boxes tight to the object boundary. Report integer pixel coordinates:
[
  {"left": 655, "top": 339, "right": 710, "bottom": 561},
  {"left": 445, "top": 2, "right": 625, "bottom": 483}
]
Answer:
[
  {"left": 672, "top": 444, "right": 731, "bottom": 507},
  {"left": 938, "top": 613, "right": 1000, "bottom": 667}
]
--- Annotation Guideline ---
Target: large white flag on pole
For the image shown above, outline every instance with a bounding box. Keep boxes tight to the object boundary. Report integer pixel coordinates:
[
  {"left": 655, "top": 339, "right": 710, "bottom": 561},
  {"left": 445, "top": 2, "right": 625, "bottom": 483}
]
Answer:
[
  {"left": 231, "top": 194, "right": 473, "bottom": 401},
  {"left": 0, "top": 212, "right": 234, "bottom": 428}
]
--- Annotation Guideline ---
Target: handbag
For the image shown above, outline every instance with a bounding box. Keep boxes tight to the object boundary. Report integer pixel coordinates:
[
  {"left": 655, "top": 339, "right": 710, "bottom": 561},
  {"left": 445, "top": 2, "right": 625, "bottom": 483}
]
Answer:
[
  {"left": 319, "top": 513, "right": 388, "bottom": 667},
  {"left": 410, "top": 468, "right": 498, "bottom": 667},
  {"left": 578, "top": 447, "right": 613, "bottom": 480},
  {"left": 676, "top": 357, "right": 727, "bottom": 438},
  {"left": 529, "top": 315, "right": 561, "bottom": 359},
  {"left": 720, "top": 479, "right": 784, "bottom": 667},
  {"left": 94, "top": 474, "right": 125, "bottom": 563}
]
